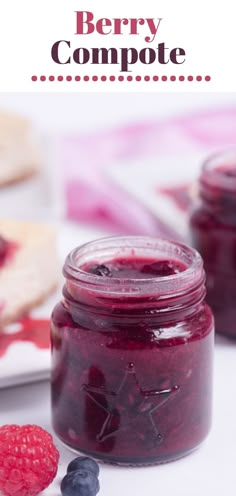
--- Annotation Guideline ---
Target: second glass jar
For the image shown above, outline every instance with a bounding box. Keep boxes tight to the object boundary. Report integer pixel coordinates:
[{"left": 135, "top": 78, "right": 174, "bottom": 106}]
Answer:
[{"left": 190, "top": 150, "right": 236, "bottom": 338}]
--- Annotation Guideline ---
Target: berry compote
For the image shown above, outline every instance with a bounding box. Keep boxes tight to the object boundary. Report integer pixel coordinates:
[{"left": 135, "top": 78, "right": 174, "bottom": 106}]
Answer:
[
  {"left": 51, "top": 236, "right": 214, "bottom": 465},
  {"left": 0, "top": 236, "right": 12, "bottom": 268},
  {"left": 190, "top": 150, "right": 236, "bottom": 338}
]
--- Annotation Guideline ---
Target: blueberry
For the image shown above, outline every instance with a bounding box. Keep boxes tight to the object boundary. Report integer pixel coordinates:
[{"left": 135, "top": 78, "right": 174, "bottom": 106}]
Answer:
[
  {"left": 89, "top": 264, "right": 111, "bottom": 277},
  {"left": 61, "top": 469, "right": 100, "bottom": 496},
  {"left": 67, "top": 456, "right": 99, "bottom": 477}
]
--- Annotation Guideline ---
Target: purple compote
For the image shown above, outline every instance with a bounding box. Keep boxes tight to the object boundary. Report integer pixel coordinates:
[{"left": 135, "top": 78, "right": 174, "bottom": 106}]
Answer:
[
  {"left": 0, "top": 236, "right": 10, "bottom": 268},
  {"left": 51, "top": 236, "right": 214, "bottom": 465},
  {"left": 190, "top": 150, "right": 236, "bottom": 338}
]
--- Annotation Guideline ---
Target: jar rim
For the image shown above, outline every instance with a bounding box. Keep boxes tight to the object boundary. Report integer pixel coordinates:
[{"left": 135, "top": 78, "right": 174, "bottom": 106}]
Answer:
[
  {"left": 201, "top": 149, "right": 236, "bottom": 193},
  {"left": 64, "top": 236, "right": 204, "bottom": 297}
]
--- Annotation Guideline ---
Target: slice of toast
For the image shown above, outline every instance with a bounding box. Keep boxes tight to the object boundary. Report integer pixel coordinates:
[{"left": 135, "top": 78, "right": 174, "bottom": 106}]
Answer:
[
  {"left": 0, "top": 220, "right": 58, "bottom": 325},
  {"left": 0, "top": 111, "right": 40, "bottom": 186}
]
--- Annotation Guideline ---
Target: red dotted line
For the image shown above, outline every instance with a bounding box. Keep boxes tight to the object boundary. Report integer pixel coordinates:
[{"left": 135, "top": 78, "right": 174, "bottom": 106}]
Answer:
[{"left": 31, "top": 75, "right": 211, "bottom": 82}]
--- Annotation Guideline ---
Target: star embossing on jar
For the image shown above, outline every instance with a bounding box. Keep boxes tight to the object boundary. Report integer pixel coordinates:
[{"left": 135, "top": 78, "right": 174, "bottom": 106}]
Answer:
[{"left": 82, "top": 363, "right": 180, "bottom": 445}]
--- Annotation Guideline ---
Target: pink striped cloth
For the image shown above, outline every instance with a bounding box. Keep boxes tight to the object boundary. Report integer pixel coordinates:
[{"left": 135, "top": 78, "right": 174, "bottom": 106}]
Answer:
[{"left": 57, "top": 107, "right": 236, "bottom": 237}]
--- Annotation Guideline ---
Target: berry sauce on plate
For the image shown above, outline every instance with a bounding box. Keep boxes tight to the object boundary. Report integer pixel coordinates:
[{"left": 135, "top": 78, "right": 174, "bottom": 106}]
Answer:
[
  {"left": 0, "top": 236, "right": 17, "bottom": 268},
  {"left": 0, "top": 318, "right": 50, "bottom": 357}
]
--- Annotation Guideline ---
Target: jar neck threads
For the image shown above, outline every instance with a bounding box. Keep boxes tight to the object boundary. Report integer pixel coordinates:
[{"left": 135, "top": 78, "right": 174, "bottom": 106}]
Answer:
[
  {"left": 199, "top": 150, "right": 236, "bottom": 217},
  {"left": 63, "top": 236, "right": 205, "bottom": 321}
]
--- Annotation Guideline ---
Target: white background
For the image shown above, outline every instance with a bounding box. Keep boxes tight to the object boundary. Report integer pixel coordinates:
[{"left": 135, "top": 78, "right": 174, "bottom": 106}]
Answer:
[
  {"left": 0, "top": 0, "right": 235, "bottom": 91},
  {"left": 0, "top": 92, "right": 235, "bottom": 132}
]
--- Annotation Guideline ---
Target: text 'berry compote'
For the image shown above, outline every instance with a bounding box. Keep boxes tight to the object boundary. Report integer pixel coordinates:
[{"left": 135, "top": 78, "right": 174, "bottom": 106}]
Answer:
[
  {"left": 190, "top": 150, "right": 236, "bottom": 338},
  {"left": 51, "top": 236, "right": 214, "bottom": 465}
]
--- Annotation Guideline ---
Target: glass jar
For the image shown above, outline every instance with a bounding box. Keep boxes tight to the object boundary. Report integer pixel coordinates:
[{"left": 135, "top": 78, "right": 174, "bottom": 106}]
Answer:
[
  {"left": 190, "top": 150, "right": 236, "bottom": 338},
  {"left": 51, "top": 236, "right": 214, "bottom": 466}
]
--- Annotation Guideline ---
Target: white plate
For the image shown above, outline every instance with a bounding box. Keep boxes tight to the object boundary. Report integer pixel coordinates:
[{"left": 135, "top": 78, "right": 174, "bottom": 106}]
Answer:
[{"left": 0, "top": 221, "right": 107, "bottom": 389}]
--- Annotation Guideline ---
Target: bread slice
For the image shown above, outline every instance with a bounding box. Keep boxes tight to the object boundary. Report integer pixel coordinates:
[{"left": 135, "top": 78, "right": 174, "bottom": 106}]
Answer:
[
  {"left": 0, "top": 111, "right": 40, "bottom": 186},
  {"left": 0, "top": 220, "right": 58, "bottom": 325}
]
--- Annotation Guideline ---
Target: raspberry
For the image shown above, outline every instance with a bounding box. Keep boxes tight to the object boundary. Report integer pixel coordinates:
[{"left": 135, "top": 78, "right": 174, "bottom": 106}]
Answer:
[{"left": 0, "top": 424, "right": 59, "bottom": 496}]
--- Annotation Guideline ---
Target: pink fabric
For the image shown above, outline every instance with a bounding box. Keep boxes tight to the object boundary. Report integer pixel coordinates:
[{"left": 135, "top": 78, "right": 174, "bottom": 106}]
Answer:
[{"left": 58, "top": 106, "right": 236, "bottom": 236}]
